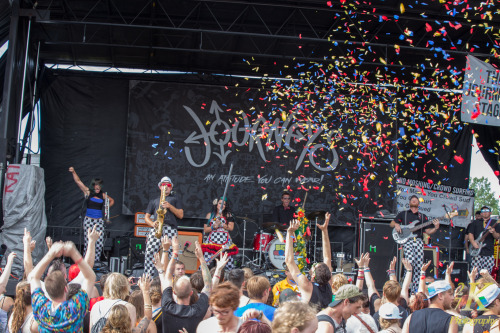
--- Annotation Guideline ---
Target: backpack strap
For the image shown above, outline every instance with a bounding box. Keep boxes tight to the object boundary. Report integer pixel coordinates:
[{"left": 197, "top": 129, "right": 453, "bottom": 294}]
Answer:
[{"left": 353, "top": 314, "right": 376, "bottom": 333}]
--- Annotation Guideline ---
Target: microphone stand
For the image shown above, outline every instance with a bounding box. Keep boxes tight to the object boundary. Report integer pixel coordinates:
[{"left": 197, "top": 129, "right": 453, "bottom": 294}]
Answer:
[{"left": 442, "top": 205, "right": 453, "bottom": 263}]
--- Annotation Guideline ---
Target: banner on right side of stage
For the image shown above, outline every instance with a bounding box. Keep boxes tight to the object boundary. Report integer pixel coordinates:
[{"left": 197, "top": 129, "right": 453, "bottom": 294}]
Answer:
[
  {"left": 396, "top": 178, "right": 474, "bottom": 228},
  {"left": 461, "top": 55, "right": 500, "bottom": 126}
]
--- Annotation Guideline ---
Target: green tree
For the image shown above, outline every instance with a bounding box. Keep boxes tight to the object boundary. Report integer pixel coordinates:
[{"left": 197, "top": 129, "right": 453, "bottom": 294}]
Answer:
[{"left": 470, "top": 176, "right": 500, "bottom": 215}]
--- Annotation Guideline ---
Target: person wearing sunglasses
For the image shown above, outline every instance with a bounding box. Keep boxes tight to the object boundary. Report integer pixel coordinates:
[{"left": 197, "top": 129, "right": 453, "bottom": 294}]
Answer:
[
  {"left": 468, "top": 205, "right": 500, "bottom": 277},
  {"left": 272, "top": 192, "right": 296, "bottom": 226},
  {"left": 144, "top": 176, "right": 184, "bottom": 276}
]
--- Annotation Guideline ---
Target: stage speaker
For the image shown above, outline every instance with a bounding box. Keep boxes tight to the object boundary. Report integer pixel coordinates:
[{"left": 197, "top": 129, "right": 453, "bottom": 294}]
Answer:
[
  {"left": 178, "top": 231, "right": 203, "bottom": 274},
  {"left": 113, "top": 236, "right": 130, "bottom": 257},
  {"left": 423, "top": 246, "right": 440, "bottom": 278},
  {"left": 129, "top": 238, "right": 146, "bottom": 269},
  {"left": 360, "top": 221, "right": 399, "bottom": 290}
]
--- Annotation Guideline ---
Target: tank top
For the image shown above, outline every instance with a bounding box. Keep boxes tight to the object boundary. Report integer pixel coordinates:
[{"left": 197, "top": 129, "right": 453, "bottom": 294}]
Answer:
[
  {"left": 309, "top": 283, "right": 333, "bottom": 311},
  {"left": 473, "top": 314, "right": 499, "bottom": 333},
  {"left": 86, "top": 192, "right": 104, "bottom": 218},
  {"left": 409, "top": 308, "right": 452, "bottom": 333}
]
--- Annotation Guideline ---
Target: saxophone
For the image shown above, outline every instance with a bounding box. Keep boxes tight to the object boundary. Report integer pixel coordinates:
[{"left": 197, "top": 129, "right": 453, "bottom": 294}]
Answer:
[{"left": 155, "top": 185, "right": 167, "bottom": 239}]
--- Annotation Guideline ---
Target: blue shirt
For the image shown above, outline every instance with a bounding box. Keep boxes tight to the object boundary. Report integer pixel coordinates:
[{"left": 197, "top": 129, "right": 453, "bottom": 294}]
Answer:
[{"left": 234, "top": 302, "right": 276, "bottom": 321}]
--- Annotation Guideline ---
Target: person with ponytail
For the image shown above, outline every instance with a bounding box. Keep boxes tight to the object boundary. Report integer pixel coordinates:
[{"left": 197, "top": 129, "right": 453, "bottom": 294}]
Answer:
[
  {"left": 8, "top": 281, "right": 38, "bottom": 333},
  {"left": 202, "top": 197, "right": 238, "bottom": 270},
  {"left": 69, "top": 166, "right": 114, "bottom": 262}
]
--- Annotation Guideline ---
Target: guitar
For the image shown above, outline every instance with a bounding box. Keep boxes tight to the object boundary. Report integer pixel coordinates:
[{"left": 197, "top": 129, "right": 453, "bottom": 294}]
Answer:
[
  {"left": 392, "top": 211, "right": 458, "bottom": 245},
  {"left": 470, "top": 221, "right": 499, "bottom": 257}
]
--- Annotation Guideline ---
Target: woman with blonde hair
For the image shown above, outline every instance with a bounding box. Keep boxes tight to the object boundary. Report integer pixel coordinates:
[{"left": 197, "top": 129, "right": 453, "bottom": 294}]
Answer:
[
  {"left": 271, "top": 301, "right": 318, "bottom": 333},
  {"left": 101, "top": 304, "right": 132, "bottom": 333},
  {"left": 8, "top": 281, "right": 38, "bottom": 333},
  {"left": 90, "top": 272, "right": 136, "bottom": 330}
]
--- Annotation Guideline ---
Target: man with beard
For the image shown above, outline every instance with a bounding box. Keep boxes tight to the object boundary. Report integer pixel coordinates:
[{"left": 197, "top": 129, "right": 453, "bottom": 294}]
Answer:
[
  {"left": 468, "top": 206, "right": 500, "bottom": 275},
  {"left": 402, "top": 280, "right": 458, "bottom": 333},
  {"left": 391, "top": 195, "right": 439, "bottom": 291}
]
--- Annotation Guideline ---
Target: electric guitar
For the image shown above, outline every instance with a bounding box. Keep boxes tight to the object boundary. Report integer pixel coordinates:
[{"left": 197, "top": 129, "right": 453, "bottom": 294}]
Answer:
[
  {"left": 392, "top": 211, "right": 458, "bottom": 244},
  {"left": 470, "top": 221, "right": 499, "bottom": 257}
]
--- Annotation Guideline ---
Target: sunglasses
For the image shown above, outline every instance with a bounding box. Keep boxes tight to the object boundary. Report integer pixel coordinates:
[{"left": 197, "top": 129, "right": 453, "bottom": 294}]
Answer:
[
  {"left": 161, "top": 183, "right": 172, "bottom": 188},
  {"left": 481, "top": 209, "right": 491, "bottom": 212}
]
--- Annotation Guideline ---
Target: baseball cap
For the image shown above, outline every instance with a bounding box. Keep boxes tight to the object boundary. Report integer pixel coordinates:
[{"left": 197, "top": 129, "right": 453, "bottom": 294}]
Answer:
[
  {"left": 158, "top": 176, "right": 173, "bottom": 187},
  {"left": 279, "top": 288, "right": 298, "bottom": 304},
  {"left": 68, "top": 264, "right": 80, "bottom": 282},
  {"left": 378, "top": 303, "right": 402, "bottom": 319},
  {"left": 427, "top": 280, "right": 451, "bottom": 299},
  {"left": 328, "top": 284, "right": 362, "bottom": 307},
  {"left": 477, "top": 284, "right": 500, "bottom": 308}
]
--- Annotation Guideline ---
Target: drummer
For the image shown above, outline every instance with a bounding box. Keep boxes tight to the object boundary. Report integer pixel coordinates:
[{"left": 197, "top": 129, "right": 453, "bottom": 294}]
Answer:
[{"left": 272, "top": 192, "right": 296, "bottom": 226}]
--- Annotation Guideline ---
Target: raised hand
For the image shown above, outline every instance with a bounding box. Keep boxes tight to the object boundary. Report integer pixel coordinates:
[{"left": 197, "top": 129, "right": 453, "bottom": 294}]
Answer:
[
  {"left": 317, "top": 212, "right": 331, "bottom": 231},
  {"left": 88, "top": 225, "right": 101, "bottom": 243},
  {"left": 468, "top": 266, "right": 478, "bottom": 283},
  {"left": 23, "top": 228, "right": 32, "bottom": 247},
  {"left": 46, "top": 236, "right": 53, "bottom": 250},
  {"left": 138, "top": 274, "right": 152, "bottom": 293},
  {"left": 446, "top": 262, "right": 455, "bottom": 275},
  {"left": 62, "top": 241, "right": 76, "bottom": 257},
  {"left": 7, "top": 252, "right": 16, "bottom": 265},
  {"left": 172, "top": 236, "right": 180, "bottom": 253},
  {"left": 421, "top": 260, "right": 432, "bottom": 272},
  {"left": 215, "top": 252, "right": 230, "bottom": 270},
  {"left": 50, "top": 242, "right": 65, "bottom": 258},
  {"left": 355, "top": 252, "right": 369, "bottom": 268},
  {"left": 69, "top": 166, "right": 75, "bottom": 173},
  {"left": 161, "top": 236, "right": 172, "bottom": 250},
  {"left": 288, "top": 219, "right": 300, "bottom": 233},
  {"left": 389, "top": 256, "right": 397, "bottom": 271},
  {"left": 402, "top": 258, "right": 412, "bottom": 271},
  {"left": 153, "top": 252, "right": 163, "bottom": 272},
  {"left": 195, "top": 241, "right": 203, "bottom": 260}
]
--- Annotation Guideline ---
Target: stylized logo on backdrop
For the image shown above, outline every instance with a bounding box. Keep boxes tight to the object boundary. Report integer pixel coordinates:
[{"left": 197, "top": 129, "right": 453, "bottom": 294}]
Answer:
[{"left": 182, "top": 100, "right": 339, "bottom": 172}]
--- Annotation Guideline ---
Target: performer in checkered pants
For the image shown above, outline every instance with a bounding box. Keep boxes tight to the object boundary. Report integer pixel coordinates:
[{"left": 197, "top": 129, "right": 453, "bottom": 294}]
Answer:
[
  {"left": 392, "top": 195, "right": 439, "bottom": 292},
  {"left": 144, "top": 176, "right": 184, "bottom": 276},
  {"left": 201, "top": 198, "right": 238, "bottom": 270},
  {"left": 69, "top": 166, "right": 114, "bottom": 262},
  {"left": 468, "top": 206, "right": 500, "bottom": 277}
]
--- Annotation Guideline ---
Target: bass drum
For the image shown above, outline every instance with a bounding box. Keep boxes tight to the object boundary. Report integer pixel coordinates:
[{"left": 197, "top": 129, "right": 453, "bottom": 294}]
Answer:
[{"left": 267, "top": 238, "right": 299, "bottom": 269}]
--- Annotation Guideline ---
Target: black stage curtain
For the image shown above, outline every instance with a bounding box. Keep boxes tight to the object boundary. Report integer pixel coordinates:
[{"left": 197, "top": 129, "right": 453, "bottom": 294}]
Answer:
[
  {"left": 40, "top": 71, "right": 131, "bottom": 232},
  {"left": 472, "top": 123, "right": 500, "bottom": 185}
]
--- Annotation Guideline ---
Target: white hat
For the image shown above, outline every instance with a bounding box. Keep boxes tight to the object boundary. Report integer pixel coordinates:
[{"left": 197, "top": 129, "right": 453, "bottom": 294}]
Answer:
[
  {"left": 427, "top": 280, "right": 451, "bottom": 299},
  {"left": 158, "top": 176, "right": 173, "bottom": 187},
  {"left": 477, "top": 284, "right": 500, "bottom": 308},
  {"left": 378, "top": 303, "right": 402, "bottom": 319}
]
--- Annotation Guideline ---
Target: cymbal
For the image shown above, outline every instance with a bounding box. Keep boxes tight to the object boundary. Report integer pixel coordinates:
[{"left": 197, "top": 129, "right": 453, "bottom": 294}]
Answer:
[
  {"left": 235, "top": 216, "right": 256, "bottom": 223},
  {"left": 262, "top": 222, "right": 288, "bottom": 231},
  {"left": 307, "top": 211, "right": 327, "bottom": 220}
]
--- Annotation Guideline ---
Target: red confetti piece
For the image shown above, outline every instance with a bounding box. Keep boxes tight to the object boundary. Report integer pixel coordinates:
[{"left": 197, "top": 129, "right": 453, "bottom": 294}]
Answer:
[
  {"left": 454, "top": 155, "right": 464, "bottom": 164},
  {"left": 306, "top": 227, "right": 311, "bottom": 236},
  {"left": 495, "top": 171, "right": 499, "bottom": 176},
  {"left": 425, "top": 23, "right": 433, "bottom": 32}
]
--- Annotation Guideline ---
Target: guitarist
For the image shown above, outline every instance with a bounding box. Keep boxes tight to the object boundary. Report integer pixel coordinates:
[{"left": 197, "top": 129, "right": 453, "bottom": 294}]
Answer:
[
  {"left": 392, "top": 195, "right": 440, "bottom": 292},
  {"left": 468, "top": 206, "right": 500, "bottom": 276}
]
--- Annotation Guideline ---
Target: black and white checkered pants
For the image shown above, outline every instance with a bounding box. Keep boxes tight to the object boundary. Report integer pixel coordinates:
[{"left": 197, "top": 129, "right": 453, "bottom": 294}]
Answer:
[
  {"left": 403, "top": 238, "right": 424, "bottom": 293},
  {"left": 471, "top": 255, "right": 495, "bottom": 278},
  {"left": 144, "top": 225, "right": 178, "bottom": 276},
  {"left": 83, "top": 216, "right": 105, "bottom": 262}
]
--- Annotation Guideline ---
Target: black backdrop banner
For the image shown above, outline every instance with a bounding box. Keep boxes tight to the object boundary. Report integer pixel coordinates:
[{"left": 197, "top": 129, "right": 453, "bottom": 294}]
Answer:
[{"left": 124, "top": 81, "right": 397, "bottom": 222}]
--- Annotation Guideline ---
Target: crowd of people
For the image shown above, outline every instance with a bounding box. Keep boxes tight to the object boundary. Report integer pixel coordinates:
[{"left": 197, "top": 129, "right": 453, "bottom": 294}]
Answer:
[
  {"left": 0, "top": 213, "right": 496, "bottom": 333},
  {"left": 0, "top": 173, "right": 496, "bottom": 332}
]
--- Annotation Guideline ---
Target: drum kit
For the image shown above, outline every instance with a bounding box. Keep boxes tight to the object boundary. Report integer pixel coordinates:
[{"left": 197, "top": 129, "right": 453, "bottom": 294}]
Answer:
[{"left": 235, "top": 211, "right": 333, "bottom": 272}]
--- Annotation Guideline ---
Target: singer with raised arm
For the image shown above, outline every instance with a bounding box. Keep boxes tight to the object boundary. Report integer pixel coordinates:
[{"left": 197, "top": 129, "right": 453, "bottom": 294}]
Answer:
[
  {"left": 390, "top": 195, "right": 439, "bottom": 292},
  {"left": 468, "top": 205, "right": 500, "bottom": 276},
  {"left": 202, "top": 198, "right": 238, "bottom": 270},
  {"left": 144, "top": 176, "right": 184, "bottom": 276},
  {"left": 69, "top": 167, "right": 114, "bottom": 262}
]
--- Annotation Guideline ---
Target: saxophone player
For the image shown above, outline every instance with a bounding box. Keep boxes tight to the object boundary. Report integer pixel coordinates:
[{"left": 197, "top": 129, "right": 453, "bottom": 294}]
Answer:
[{"left": 144, "top": 176, "right": 184, "bottom": 276}]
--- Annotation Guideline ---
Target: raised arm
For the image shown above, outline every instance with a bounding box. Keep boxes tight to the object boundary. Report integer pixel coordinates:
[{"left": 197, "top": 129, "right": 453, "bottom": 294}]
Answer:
[
  {"left": 63, "top": 241, "right": 96, "bottom": 293},
  {"left": 468, "top": 266, "right": 478, "bottom": 285},
  {"left": 364, "top": 253, "right": 379, "bottom": 299},
  {"left": 418, "top": 260, "right": 432, "bottom": 295},
  {"left": 212, "top": 252, "right": 229, "bottom": 288},
  {"left": 388, "top": 256, "right": 398, "bottom": 282},
  {"left": 23, "top": 228, "right": 35, "bottom": 277},
  {"left": 0, "top": 253, "right": 16, "bottom": 294},
  {"left": 355, "top": 253, "right": 369, "bottom": 291},
  {"left": 445, "top": 262, "right": 455, "bottom": 290},
  {"left": 401, "top": 258, "right": 413, "bottom": 303},
  {"left": 317, "top": 212, "right": 332, "bottom": 271},
  {"left": 163, "top": 237, "right": 180, "bottom": 290},
  {"left": 195, "top": 241, "right": 212, "bottom": 295},
  {"left": 134, "top": 274, "right": 153, "bottom": 333},
  {"left": 28, "top": 242, "right": 64, "bottom": 291},
  {"left": 68, "top": 167, "right": 89, "bottom": 195},
  {"left": 85, "top": 225, "right": 101, "bottom": 268},
  {"left": 285, "top": 220, "right": 313, "bottom": 301}
]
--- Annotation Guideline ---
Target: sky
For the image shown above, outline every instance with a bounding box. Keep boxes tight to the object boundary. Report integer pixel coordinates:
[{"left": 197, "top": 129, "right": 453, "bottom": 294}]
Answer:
[{"left": 470, "top": 136, "right": 500, "bottom": 199}]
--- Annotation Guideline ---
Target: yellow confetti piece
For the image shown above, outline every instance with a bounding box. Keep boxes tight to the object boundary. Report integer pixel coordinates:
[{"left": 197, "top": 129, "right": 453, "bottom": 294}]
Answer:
[
  {"left": 262, "top": 194, "right": 268, "bottom": 201},
  {"left": 400, "top": 3, "right": 405, "bottom": 13}
]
